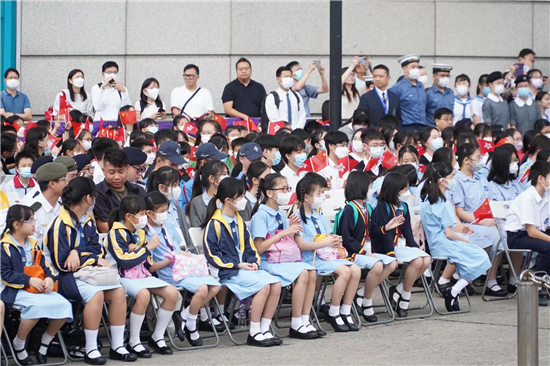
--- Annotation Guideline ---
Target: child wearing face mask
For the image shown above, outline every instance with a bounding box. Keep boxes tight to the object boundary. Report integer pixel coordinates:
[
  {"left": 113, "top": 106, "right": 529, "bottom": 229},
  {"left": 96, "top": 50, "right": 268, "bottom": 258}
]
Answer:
[
  {"left": 105, "top": 195, "right": 179, "bottom": 357},
  {"left": 144, "top": 192, "right": 221, "bottom": 348},
  {"left": 419, "top": 127, "right": 444, "bottom": 166},
  {"left": 280, "top": 136, "right": 308, "bottom": 192},
  {"left": 249, "top": 174, "right": 320, "bottom": 339},
  {"left": 371, "top": 172, "right": 431, "bottom": 318},
  {"left": 317, "top": 131, "right": 350, "bottom": 191},
  {"left": 202, "top": 178, "right": 283, "bottom": 347},
  {"left": 2, "top": 151, "right": 36, "bottom": 205},
  {"left": 420, "top": 163, "right": 491, "bottom": 312},
  {"left": 352, "top": 128, "right": 387, "bottom": 178},
  {"left": 482, "top": 71, "right": 510, "bottom": 130},
  {"left": 453, "top": 74, "right": 473, "bottom": 124},
  {"left": 350, "top": 129, "right": 365, "bottom": 162},
  {"left": 453, "top": 143, "right": 508, "bottom": 297}
]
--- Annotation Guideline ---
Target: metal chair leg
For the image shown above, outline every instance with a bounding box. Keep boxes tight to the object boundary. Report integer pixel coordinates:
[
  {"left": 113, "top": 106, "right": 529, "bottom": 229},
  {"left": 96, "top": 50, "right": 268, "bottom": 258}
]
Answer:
[
  {"left": 359, "top": 281, "right": 395, "bottom": 326},
  {"left": 390, "top": 263, "right": 434, "bottom": 320},
  {"left": 482, "top": 249, "right": 532, "bottom": 302}
]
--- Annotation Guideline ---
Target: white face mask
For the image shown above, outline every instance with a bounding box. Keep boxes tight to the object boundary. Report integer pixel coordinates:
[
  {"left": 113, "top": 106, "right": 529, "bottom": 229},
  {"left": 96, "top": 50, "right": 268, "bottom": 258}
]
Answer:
[
  {"left": 233, "top": 197, "right": 248, "bottom": 211},
  {"left": 453, "top": 162, "right": 460, "bottom": 173},
  {"left": 437, "top": 77, "right": 450, "bottom": 88},
  {"left": 152, "top": 211, "right": 168, "bottom": 225},
  {"left": 310, "top": 195, "right": 325, "bottom": 210},
  {"left": 273, "top": 191, "right": 291, "bottom": 206},
  {"left": 483, "top": 137, "right": 492, "bottom": 142},
  {"left": 408, "top": 68, "right": 420, "bottom": 80},
  {"left": 82, "top": 140, "right": 92, "bottom": 151},
  {"left": 148, "top": 126, "right": 159, "bottom": 134},
  {"left": 132, "top": 214, "right": 148, "bottom": 230},
  {"left": 146, "top": 153, "right": 156, "bottom": 165},
  {"left": 73, "top": 77, "right": 85, "bottom": 88},
  {"left": 162, "top": 186, "right": 181, "bottom": 201},
  {"left": 146, "top": 88, "right": 159, "bottom": 100},
  {"left": 399, "top": 191, "right": 411, "bottom": 202},
  {"left": 494, "top": 84, "right": 505, "bottom": 95},
  {"left": 531, "top": 78, "right": 543, "bottom": 89},
  {"left": 389, "top": 141, "right": 396, "bottom": 152},
  {"left": 17, "top": 128, "right": 25, "bottom": 138},
  {"left": 201, "top": 134, "right": 211, "bottom": 143},
  {"left": 6, "top": 79, "right": 20, "bottom": 89},
  {"left": 509, "top": 161, "right": 519, "bottom": 175},
  {"left": 218, "top": 175, "right": 230, "bottom": 184},
  {"left": 335, "top": 146, "right": 349, "bottom": 159},
  {"left": 369, "top": 146, "right": 385, "bottom": 159},
  {"left": 409, "top": 162, "right": 419, "bottom": 172},
  {"left": 281, "top": 77, "right": 294, "bottom": 89},
  {"left": 352, "top": 140, "right": 363, "bottom": 153},
  {"left": 456, "top": 85, "right": 469, "bottom": 96},
  {"left": 417, "top": 75, "right": 428, "bottom": 84},
  {"left": 104, "top": 73, "right": 118, "bottom": 82}
]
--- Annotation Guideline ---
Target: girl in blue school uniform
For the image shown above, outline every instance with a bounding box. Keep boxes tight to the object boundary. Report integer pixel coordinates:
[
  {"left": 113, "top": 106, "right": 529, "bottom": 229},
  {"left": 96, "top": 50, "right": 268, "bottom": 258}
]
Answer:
[
  {"left": 518, "top": 135, "right": 550, "bottom": 190},
  {"left": 453, "top": 143, "right": 508, "bottom": 297},
  {"left": 293, "top": 176, "right": 361, "bottom": 333},
  {"left": 371, "top": 172, "right": 431, "bottom": 318},
  {"left": 1, "top": 205, "right": 72, "bottom": 366},
  {"left": 46, "top": 177, "right": 134, "bottom": 365},
  {"left": 105, "top": 196, "right": 179, "bottom": 357},
  {"left": 202, "top": 178, "right": 283, "bottom": 347},
  {"left": 144, "top": 192, "right": 221, "bottom": 347},
  {"left": 286, "top": 172, "right": 329, "bottom": 218},
  {"left": 338, "top": 171, "right": 398, "bottom": 322},
  {"left": 249, "top": 173, "right": 319, "bottom": 339},
  {"left": 420, "top": 163, "right": 491, "bottom": 311}
]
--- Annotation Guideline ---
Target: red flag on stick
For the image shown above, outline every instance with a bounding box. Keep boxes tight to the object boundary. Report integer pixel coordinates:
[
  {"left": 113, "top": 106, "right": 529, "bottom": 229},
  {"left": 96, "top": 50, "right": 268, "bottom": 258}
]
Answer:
[{"left": 473, "top": 198, "right": 493, "bottom": 221}]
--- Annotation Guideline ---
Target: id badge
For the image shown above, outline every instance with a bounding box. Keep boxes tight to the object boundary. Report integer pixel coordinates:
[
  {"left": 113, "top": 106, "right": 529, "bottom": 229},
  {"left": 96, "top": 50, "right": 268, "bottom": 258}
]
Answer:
[
  {"left": 396, "top": 237, "right": 406, "bottom": 249},
  {"left": 364, "top": 240, "right": 372, "bottom": 254}
]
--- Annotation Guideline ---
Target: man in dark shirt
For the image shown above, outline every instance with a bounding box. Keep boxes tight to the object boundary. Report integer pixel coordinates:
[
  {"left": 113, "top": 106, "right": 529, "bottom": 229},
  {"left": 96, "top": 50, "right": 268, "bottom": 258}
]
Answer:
[
  {"left": 94, "top": 147, "right": 146, "bottom": 233},
  {"left": 222, "top": 57, "right": 266, "bottom": 120}
]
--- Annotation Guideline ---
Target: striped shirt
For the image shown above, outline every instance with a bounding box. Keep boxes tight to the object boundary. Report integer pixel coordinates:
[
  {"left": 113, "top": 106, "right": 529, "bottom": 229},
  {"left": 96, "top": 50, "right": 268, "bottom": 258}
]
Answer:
[{"left": 53, "top": 89, "right": 93, "bottom": 117}]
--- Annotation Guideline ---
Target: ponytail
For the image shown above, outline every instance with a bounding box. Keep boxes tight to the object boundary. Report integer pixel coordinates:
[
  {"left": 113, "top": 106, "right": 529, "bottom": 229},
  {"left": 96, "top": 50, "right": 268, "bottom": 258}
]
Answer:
[
  {"left": 61, "top": 177, "right": 96, "bottom": 223},
  {"left": 200, "top": 178, "right": 246, "bottom": 229},
  {"left": 2, "top": 205, "right": 33, "bottom": 238},
  {"left": 187, "top": 160, "right": 228, "bottom": 216},
  {"left": 251, "top": 173, "right": 283, "bottom": 216},
  {"left": 295, "top": 177, "right": 319, "bottom": 224},
  {"left": 420, "top": 162, "right": 453, "bottom": 205}
]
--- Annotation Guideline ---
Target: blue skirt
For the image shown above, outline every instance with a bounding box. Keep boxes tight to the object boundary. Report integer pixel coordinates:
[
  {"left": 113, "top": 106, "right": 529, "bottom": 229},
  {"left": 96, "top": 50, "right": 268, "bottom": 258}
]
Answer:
[
  {"left": 221, "top": 270, "right": 280, "bottom": 300},
  {"left": 259, "top": 261, "right": 316, "bottom": 287},
  {"left": 304, "top": 257, "right": 352, "bottom": 274},
  {"left": 352, "top": 254, "right": 396, "bottom": 269},
  {"left": 468, "top": 224, "right": 501, "bottom": 250},
  {"left": 120, "top": 277, "right": 170, "bottom": 298},
  {"left": 172, "top": 276, "right": 221, "bottom": 294},
  {"left": 430, "top": 238, "right": 492, "bottom": 281},
  {"left": 14, "top": 291, "right": 73, "bottom": 321},
  {"left": 76, "top": 279, "right": 122, "bottom": 304},
  {"left": 394, "top": 247, "right": 430, "bottom": 263}
]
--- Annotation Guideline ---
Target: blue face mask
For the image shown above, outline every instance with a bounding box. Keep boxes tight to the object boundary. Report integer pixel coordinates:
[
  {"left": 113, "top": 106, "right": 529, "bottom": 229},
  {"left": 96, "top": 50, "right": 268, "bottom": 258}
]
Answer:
[
  {"left": 295, "top": 69, "right": 304, "bottom": 81},
  {"left": 88, "top": 123, "right": 94, "bottom": 133},
  {"left": 482, "top": 87, "right": 491, "bottom": 96},
  {"left": 292, "top": 153, "right": 307, "bottom": 168},
  {"left": 19, "top": 167, "right": 32, "bottom": 179},
  {"left": 517, "top": 87, "right": 530, "bottom": 98},
  {"left": 148, "top": 126, "right": 159, "bottom": 134},
  {"left": 272, "top": 151, "right": 281, "bottom": 166},
  {"left": 44, "top": 149, "right": 52, "bottom": 156}
]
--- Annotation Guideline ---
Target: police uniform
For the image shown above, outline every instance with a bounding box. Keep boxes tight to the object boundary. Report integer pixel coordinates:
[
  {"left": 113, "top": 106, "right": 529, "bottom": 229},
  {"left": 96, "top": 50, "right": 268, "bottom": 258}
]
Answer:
[{"left": 425, "top": 64, "right": 455, "bottom": 126}]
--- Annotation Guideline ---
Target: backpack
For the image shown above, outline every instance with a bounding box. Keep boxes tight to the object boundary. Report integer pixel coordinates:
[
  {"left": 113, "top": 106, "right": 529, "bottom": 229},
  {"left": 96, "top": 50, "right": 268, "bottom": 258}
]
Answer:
[
  {"left": 385, "top": 201, "right": 408, "bottom": 217},
  {"left": 260, "top": 90, "right": 301, "bottom": 132},
  {"left": 334, "top": 202, "right": 372, "bottom": 236}
]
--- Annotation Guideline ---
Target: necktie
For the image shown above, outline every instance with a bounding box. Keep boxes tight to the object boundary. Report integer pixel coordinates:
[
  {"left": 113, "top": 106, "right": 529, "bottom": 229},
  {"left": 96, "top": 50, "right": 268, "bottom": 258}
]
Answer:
[
  {"left": 18, "top": 246, "right": 28, "bottom": 265},
  {"left": 382, "top": 92, "right": 387, "bottom": 113},
  {"left": 230, "top": 221, "right": 239, "bottom": 248},
  {"left": 286, "top": 93, "right": 292, "bottom": 125}
]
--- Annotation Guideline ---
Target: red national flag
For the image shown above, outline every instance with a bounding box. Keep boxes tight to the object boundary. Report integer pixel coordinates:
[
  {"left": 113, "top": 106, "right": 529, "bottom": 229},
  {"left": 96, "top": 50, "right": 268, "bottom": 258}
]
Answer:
[
  {"left": 519, "top": 167, "right": 530, "bottom": 183},
  {"left": 297, "top": 158, "right": 313, "bottom": 174},
  {"left": 97, "top": 118, "right": 109, "bottom": 138},
  {"left": 417, "top": 145, "right": 425, "bottom": 157},
  {"left": 316, "top": 119, "right": 330, "bottom": 126},
  {"left": 59, "top": 93, "right": 69, "bottom": 110},
  {"left": 365, "top": 157, "right": 379, "bottom": 172},
  {"left": 24, "top": 121, "right": 38, "bottom": 140},
  {"left": 287, "top": 192, "right": 297, "bottom": 206},
  {"left": 71, "top": 121, "right": 82, "bottom": 138},
  {"left": 268, "top": 121, "right": 285, "bottom": 135},
  {"left": 337, "top": 156, "right": 351, "bottom": 178},
  {"left": 478, "top": 139, "right": 494, "bottom": 155},
  {"left": 185, "top": 167, "right": 195, "bottom": 177},
  {"left": 381, "top": 151, "right": 398, "bottom": 169},
  {"left": 49, "top": 135, "right": 61, "bottom": 148},
  {"left": 115, "top": 126, "right": 125, "bottom": 142},
  {"left": 419, "top": 164, "right": 428, "bottom": 174},
  {"left": 233, "top": 120, "right": 248, "bottom": 129},
  {"left": 495, "top": 139, "right": 507, "bottom": 148},
  {"left": 120, "top": 110, "right": 137, "bottom": 125},
  {"left": 248, "top": 118, "right": 260, "bottom": 132},
  {"left": 188, "top": 146, "right": 197, "bottom": 162},
  {"left": 182, "top": 123, "right": 198, "bottom": 135},
  {"left": 58, "top": 108, "right": 73, "bottom": 123},
  {"left": 349, "top": 158, "right": 359, "bottom": 171},
  {"left": 212, "top": 114, "right": 227, "bottom": 130},
  {"left": 84, "top": 117, "right": 90, "bottom": 132},
  {"left": 517, "top": 151, "right": 525, "bottom": 162},
  {"left": 311, "top": 151, "right": 327, "bottom": 172},
  {"left": 7, "top": 120, "right": 21, "bottom": 132},
  {"left": 473, "top": 198, "right": 493, "bottom": 221}
]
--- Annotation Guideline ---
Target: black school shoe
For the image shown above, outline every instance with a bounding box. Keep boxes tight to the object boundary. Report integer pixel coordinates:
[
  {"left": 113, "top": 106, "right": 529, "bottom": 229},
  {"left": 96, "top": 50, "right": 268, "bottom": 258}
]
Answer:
[
  {"left": 444, "top": 287, "right": 459, "bottom": 312},
  {"left": 354, "top": 293, "right": 364, "bottom": 315},
  {"left": 218, "top": 314, "right": 235, "bottom": 329},
  {"left": 246, "top": 333, "right": 274, "bottom": 347},
  {"left": 322, "top": 306, "right": 349, "bottom": 332},
  {"left": 14, "top": 349, "right": 33, "bottom": 366},
  {"left": 36, "top": 349, "right": 48, "bottom": 364},
  {"left": 128, "top": 344, "right": 152, "bottom": 358},
  {"left": 198, "top": 317, "right": 225, "bottom": 333},
  {"left": 84, "top": 351, "right": 106, "bottom": 365},
  {"left": 362, "top": 306, "right": 378, "bottom": 323},
  {"left": 340, "top": 313, "right": 359, "bottom": 331},
  {"left": 171, "top": 311, "right": 186, "bottom": 342},
  {"left": 184, "top": 326, "right": 203, "bottom": 347},
  {"left": 289, "top": 326, "right": 318, "bottom": 339},
  {"left": 264, "top": 332, "right": 283, "bottom": 345},
  {"left": 147, "top": 338, "right": 173, "bottom": 355},
  {"left": 108, "top": 347, "right": 138, "bottom": 362},
  {"left": 485, "top": 285, "right": 508, "bottom": 297}
]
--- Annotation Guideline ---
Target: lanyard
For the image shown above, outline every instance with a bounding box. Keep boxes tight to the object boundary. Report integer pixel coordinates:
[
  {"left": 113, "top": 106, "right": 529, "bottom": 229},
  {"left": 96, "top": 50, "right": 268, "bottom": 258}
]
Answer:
[
  {"left": 376, "top": 90, "right": 388, "bottom": 114},
  {"left": 147, "top": 223, "right": 175, "bottom": 253},
  {"left": 351, "top": 201, "right": 369, "bottom": 247},
  {"left": 389, "top": 204, "right": 403, "bottom": 245}
]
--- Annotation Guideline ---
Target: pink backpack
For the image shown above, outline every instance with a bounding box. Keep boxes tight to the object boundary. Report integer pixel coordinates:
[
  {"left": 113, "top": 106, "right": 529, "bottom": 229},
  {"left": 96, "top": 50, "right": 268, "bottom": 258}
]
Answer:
[
  {"left": 266, "top": 230, "right": 302, "bottom": 263},
  {"left": 122, "top": 260, "right": 152, "bottom": 279}
]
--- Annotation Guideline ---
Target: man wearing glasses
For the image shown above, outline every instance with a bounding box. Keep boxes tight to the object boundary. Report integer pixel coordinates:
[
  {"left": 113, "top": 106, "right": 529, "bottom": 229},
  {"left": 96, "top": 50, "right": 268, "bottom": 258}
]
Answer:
[
  {"left": 222, "top": 58, "right": 267, "bottom": 120},
  {"left": 170, "top": 64, "right": 214, "bottom": 120},
  {"left": 122, "top": 147, "right": 148, "bottom": 190}
]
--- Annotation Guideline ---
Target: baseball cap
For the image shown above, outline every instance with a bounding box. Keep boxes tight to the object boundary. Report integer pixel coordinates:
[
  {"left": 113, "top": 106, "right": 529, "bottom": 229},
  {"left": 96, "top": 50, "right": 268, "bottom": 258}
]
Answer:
[
  {"left": 196, "top": 142, "right": 228, "bottom": 161},
  {"left": 238, "top": 142, "right": 264, "bottom": 161},
  {"left": 157, "top": 141, "right": 185, "bottom": 165}
]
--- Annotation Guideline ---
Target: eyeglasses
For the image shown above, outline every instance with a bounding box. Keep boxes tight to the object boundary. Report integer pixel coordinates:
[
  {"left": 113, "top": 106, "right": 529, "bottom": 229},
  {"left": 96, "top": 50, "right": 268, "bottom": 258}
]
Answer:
[
  {"left": 183, "top": 74, "right": 198, "bottom": 79},
  {"left": 22, "top": 219, "right": 36, "bottom": 224},
  {"left": 237, "top": 67, "right": 251, "bottom": 72},
  {"left": 131, "top": 165, "right": 146, "bottom": 174},
  {"left": 271, "top": 186, "right": 292, "bottom": 193}
]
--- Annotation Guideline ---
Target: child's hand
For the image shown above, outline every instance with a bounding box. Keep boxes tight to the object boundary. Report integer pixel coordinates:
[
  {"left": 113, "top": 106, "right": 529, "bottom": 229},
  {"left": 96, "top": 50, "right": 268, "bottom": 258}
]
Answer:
[
  {"left": 289, "top": 213, "right": 301, "bottom": 226},
  {"left": 320, "top": 236, "right": 337, "bottom": 248},
  {"left": 146, "top": 235, "right": 161, "bottom": 251},
  {"left": 479, "top": 219, "right": 496, "bottom": 227},
  {"left": 331, "top": 234, "right": 343, "bottom": 246},
  {"left": 29, "top": 278, "right": 45, "bottom": 292},
  {"left": 179, "top": 251, "right": 192, "bottom": 258},
  {"left": 65, "top": 250, "right": 80, "bottom": 272},
  {"left": 43, "top": 277, "right": 54, "bottom": 293},
  {"left": 128, "top": 244, "right": 139, "bottom": 252},
  {"left": 97, "top": 258, "right": 112, "bottom": 268},
  {"left": 385, "top": 215, "right": 405, "bottom": 231},
  {"left": 238, "top": 263, "right": 257, "bottom": 271},
  {"left": 282, "top": 224, "right": 302, "bottom": 237}
]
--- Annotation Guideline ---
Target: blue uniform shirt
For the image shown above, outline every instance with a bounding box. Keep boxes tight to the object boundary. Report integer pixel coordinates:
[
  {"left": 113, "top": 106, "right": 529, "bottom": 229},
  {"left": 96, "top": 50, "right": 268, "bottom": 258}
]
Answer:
[
  {"left": 389, "top": 78, "right": 427, "bottom": 127},
  {"left": 488, "top": 180, "right": 522, "bottom": 202},
  {"left": 425, "top": 84, "right": 454, "bottom": 126},
  {"left": 296, "top": 84, "right": 319, "bottom": 117},
  {"left": 249, "top": 204, "right": 289, "bottom": 261},
  {"left": 452, "top": 171, "right": 490, "bottom": 213},
  {"left": 1, "top": 90, "right": 31, "bottom": 114}
]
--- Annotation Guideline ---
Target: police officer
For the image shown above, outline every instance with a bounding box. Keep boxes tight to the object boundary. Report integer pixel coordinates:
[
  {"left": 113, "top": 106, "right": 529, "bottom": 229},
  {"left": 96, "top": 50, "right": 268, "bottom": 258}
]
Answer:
[{"left": 426, "top": 64, "right": 455, "bottom": 126}]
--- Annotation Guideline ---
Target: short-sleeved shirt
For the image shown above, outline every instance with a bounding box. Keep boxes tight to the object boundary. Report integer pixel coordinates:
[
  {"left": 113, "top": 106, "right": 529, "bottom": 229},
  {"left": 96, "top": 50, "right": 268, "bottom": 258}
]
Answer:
[
  {"left": 488, "top": 180, "right": 521, "bottom": 202},
  {"left": 94, "top": 180, "right": 146, "bottom": 223},
  {"left": 296, "top": 84, "right": 319, "bottom": 117},
  {"left": 425, "top": 84, "right": 455, "bottom": 126},
  {"left": 249, "top": 204, "right": 289, "bottom": 261},
  {"left": 1, "top": 90, "right": 31, "bottom": 114},
  {"left": 170, "top": 86, "right": 214, "bottom": 119},
  {"left": 471, "top": 95, "right": 485, "bottom": 122},
  {"left": 452, "top": 170, "right": 490, "bottom": 214},
  {"left": 505, "top": 186, "right": 550, "bottom": 232},
  {"left": 221, "top": 79, "right": 266, "bottom": 118},
  {"left": 147, "top": 223, "right": 184, "bottom": 284},
  {"left": 389, "top": 78, "right": 427, "bottom": 127}
]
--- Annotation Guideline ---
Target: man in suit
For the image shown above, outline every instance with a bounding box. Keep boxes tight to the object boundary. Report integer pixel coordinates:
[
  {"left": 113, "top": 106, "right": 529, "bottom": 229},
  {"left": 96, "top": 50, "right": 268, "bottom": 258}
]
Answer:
[{"left": 357, "top": 64, "right": 401, "bottom": 127}]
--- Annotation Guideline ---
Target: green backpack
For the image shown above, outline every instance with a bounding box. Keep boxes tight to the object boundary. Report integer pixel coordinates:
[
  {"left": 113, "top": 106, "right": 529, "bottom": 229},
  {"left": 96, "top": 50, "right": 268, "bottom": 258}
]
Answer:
[
  {"left": 334, "top": 202, "right": 372, "bottom": 235},
  {"left": 384, "top": 202, "right": 408, "bottom": 217}
]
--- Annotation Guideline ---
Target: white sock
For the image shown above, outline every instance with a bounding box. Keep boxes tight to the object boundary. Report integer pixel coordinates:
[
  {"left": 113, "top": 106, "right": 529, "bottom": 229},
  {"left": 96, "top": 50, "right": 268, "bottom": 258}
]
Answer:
[
  {"left": 396, "top": 282, "right": 404, "bottom": 294},
  {"left": 452, "top": 279, "right": 469, "bottom": 297},
  {"left": 152, "top": 308, "right": 173, "bottom": 348},
  {"left": 452, "top": 272, "right": 460, "bottom": 280},
  {"left": 181, "top": 306, "right": 189, "bottom": 321},
  {"left": 249, "top": 321, "right": 265, "bottom": 340},
  {"left": 84, "top": 329, "right": 101, "bottom": 359},
  {"left": 13, "top": 336, "right": 27, "bottom": 359},
  {"left": 356, "top": 286, "right": 365, "bottom": 297},
  {"left": 329, "top": 305, "right": 344, "bottom": 325},
  {"left": 340, "top": 304, "right": 351, "bottom": 315},
  {"left": 260, "top": 317, "right": 273, "bottom": 338},
  {"left": 362, "top": 298, "right": 374, "bottom": 316},
  {"left": 438, "top": 277, "right": 450, "bottom": 285},
  {"left": 487, "top": 279, "right": 502, "bottom": 291},
  {"left": 301, "top": 315, "right": 316, "bottom": 332},
  {"left": 423, "top": 268, "right": 432, "bottom": 277},
  {"left": 129, "top": 312, "right": 145, "bottom": 351},
  {"left": 39, "top": 332, "right": 55, "bottom": 356},
  {"left": 110, "top": 325, "right": 128, "bottom": 354},
  {"left": 291, "top": 317, "right": 304, "bottom": 332},
  {"left": 399, "top": 290, "right": 411, "bottom": 310},
  {"left": 509, "top": 276, "right": 518, "bottom": 286},
  {"left": 199, "top": 308, "right": 209, "bottom": 322},
  {"left": 214, "top": 304, "right": 225, "bottom": 317},
  {"left": 185, "top": 313, "right": 200, "bottom": 341}
]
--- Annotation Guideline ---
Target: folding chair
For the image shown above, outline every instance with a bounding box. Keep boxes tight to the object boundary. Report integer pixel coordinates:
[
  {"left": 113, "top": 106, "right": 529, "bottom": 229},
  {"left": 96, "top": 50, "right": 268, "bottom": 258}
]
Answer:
[
  {"left": 482, "top": 201, "right": 533, "bottom": 302},
  {"left": 428, "top": 257, "right": 472, "bottom": 315},
  {"left": 1, "top": 341, "right": 8, "bottom": 366},
  {"left": 187, "top": 228, "right": 204, "bottom": 253},
  {"left": 355, "top": 268, "right": 395, "bottom": 327}
]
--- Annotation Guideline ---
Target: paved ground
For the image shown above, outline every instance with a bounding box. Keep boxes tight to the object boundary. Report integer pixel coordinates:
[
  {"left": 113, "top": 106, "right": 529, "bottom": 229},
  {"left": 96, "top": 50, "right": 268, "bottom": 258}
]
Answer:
[{"left": 108, "top": 293, "right": 549, "bottom": 366}]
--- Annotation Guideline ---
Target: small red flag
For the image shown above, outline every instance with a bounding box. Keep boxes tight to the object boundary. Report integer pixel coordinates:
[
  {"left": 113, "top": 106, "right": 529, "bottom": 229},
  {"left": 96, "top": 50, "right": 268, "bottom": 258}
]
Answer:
[
  {"left": 417, "top": 145, "right": 425, "bottom": 157},
  {"left": 297, "top": 158, "right": 313, "bottom": 174},
  {"left": 349, "top": 158, "right": 359, "bottom": 171},
  {"left": 473, "top": 198, "right": 493, "bottom": 221},
  {"left": 287, "top": 192, "right": 297, "bottom": 206},
  {"left": 212, "top": 114, "right": 227, "bottom": 130},
  {"left": 119, "top": 110, "right": 137, "bottom": 125},
  {"left": 311, "top": 151, "right": 327, "bottom": 172},
  {"left": 316, "top": 119, "right": 330, "bottom": 126},
  {"left": 71, "top": 121, "right": 82, "bottom": 138},
  {"left": 115, "top": 126, "right": 125, "bottom": 142},
  {"left": 84, "top": 117, "right": 90, "bottom": 132},
  {"left": 519, "top": 167, "right": 530, "bottom": 183},
  {"left": 267, "top": 121, "right": 285, "bottom": 135},
  {"left": 337, "top": 156, "right": 351, "bottom": 178},
  {"left": 182, "top": 123, "right": 198, "bottom": 135},
  {"left": 59, "top": 93, "right": 69, "bottom": 110},
  {"left": 248, "top": 118, "right": 260, "bottom": 132},
  {"left": 24, "top": 121, "right": 38, "bottom": 140},
  {"left": 478, "top": 139, "right": 494, "bottom": 155},
  {"left": 381, "top": 151, "right": 398, "bottom": 169},
  {"left": 185, "top": 167, "right": 195, "bottom": 177},
  {"left": 188, "top": 146, "right": 197, "bottom": 162},
  {"left": 419, "top": 164, "right": 428, "bottom": 174},
  {"left": 495, "top": 139, "right": 507, "bottom": 148},
  {"left": 365, "top": 157, "right": 380, "bottom": 172},
  {"left": 233, "top": 120, "right": 248, "bottom": 129}
]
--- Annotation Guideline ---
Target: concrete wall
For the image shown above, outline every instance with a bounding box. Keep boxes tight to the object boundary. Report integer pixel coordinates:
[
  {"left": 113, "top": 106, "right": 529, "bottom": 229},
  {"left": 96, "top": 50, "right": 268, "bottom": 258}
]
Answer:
[{"left": 18, "top": 0, "right": 550, "bottom": 118}]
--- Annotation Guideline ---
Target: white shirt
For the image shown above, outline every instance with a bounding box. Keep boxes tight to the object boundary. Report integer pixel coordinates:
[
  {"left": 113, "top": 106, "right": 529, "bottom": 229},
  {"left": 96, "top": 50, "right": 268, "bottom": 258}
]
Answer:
[
  {"left": 53, "top": 89, "right": 94, "bottom": 117},
  {"left": 2, "top": 175, "right": 38, "bottom": 205},
  {"left": 374, "top": 87, "right": 390, "bottom": 112},
  {"left": 453, "top": 97, "right": 473, "bottom": 123},
  {"left": 514, "top": 97, "right": 533, "bottom": 107},
  {"left": 505, "top": 186, "right": 550, "bottom": 232},
  {"left": 342, "top": 94, "right": 360, "bottom": 120},
  {"left": 265, "top": 87, "right": 306, "bottom": 130},
  {"left": 487, "top": 93, "right": 504, "bottom": 103},
  {"left": 92, "top": 160, "right": 104, "bottom": 184},
  {"left": 170, "top": 86, "right": 213, "bottom": 119},
  {"left": 91, "top": 84, "right": 131, "bottom": 121},
  {"left": 317, "top": 158, "right": 349, "bottom": 191},
  {"left": 280, "top": 164, "right": 306, "bottom": 193},
  {"left": 471, "top": 96, "right": 485, "bottom": 122},
  {"left": 134, "top": 100, "right": 166, "bottom": 120}
]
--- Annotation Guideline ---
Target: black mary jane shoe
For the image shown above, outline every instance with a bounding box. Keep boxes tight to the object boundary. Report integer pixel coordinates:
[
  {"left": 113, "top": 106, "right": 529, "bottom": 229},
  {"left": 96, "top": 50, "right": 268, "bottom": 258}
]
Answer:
[
  {"left": 362, "top": 306, "right": 378, "bottom": 323},
  {"left": 184, "top": 326, "right": 203, "bottom": 347},
  {"left": 198, "top": 317, "right": 225, "bottom": 333},
  {"left": 322, "top": 306, "right": 349, "bottom": 332},
  {"left": 389, "top": 286, "right": 397, "bottom": 310},
  {"left": 171, "top": 311, "right": 186, "bottom": 342},
  {"left": 485, "top": 285, "right": 508, "bottom": 297},
  {"left": 14, "top": 348, "right": 33, "bottom": 366},
  {"left": 289, "top": 326, "right": 318, "bottom": 340},
  {"left": 147, "top": 338, "right": 173, "bottom": 355},
  {"left": 264, "top": 332, "right": 283, "bottom": 345},
  {"left": 36, "top": 350, "right": 48, "bottom": 365},
  {"left": 315, "top": 327, "right": 327, "bottom": 337},
  {"left": 354, "top": 293, "right": 364, "bottom": 315},
  {"left": 128, "top": 344, "right": 152, "bottom": 358},
  {"left": 395, "top": 294, "right": 409, "bottom": 318},
  {"left": 341, "top": 314, "right": 359, "bottom": 331},
  {"left": 84, "top": 351, "right": 106, "bottom": 365},
  {"left": 246, "top": 333, "right": 274, "bottom": 347},
  {"left": 108, "top": 347, "right": 138, "bottom": 362},
  {"left": 444, "top": 287, "right": 458, "bottom": 313}
]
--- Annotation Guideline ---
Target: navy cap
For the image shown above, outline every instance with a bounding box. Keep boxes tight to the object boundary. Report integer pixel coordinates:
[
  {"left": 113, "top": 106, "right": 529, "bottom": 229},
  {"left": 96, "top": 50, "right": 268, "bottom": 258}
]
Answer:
[
  {"left": 196, "top": 142, "right": 228, "bottom": 161},
  {"left": 123, "top": 147, "right": 147, "bottom": 165},
  {"left": 516, "top": 74, "right": 530, "bottom": 85},
  {"left": 238, "top": 142, "right": 264, "bottom": 161},
  {"left": 487, "top": 71, "right": 503, "bottom": 83},
  {"left": 157, "top": 141, "right": 185, "bottom": 165},
  {"left": 73, "top": 154, "right": 91, "bottom": 172},
  {"left": 31, "top": 156, "right": 53, "bottom": 174}
]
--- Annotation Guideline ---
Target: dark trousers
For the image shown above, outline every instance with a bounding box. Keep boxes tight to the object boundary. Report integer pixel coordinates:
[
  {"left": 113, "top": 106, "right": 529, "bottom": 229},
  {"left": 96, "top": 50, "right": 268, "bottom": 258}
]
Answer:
[{"left": 507, "top": 230, "right": 550, "bottom": 274}]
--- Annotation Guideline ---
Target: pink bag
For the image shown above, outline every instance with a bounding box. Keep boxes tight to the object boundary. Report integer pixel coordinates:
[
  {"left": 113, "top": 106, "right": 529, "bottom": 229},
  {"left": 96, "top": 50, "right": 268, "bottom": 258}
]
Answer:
[
  {"left": 172, "top": 254, "right": 210, "bottom": 282},
  {"left": 266, "top": 230, "right": 302, "bottom": 263},
  {"left": 313, "top": 234, "right": 348, "bottom": 261},
  {"left": 122, "top": 261, "right": 151, "bottom": 279}
]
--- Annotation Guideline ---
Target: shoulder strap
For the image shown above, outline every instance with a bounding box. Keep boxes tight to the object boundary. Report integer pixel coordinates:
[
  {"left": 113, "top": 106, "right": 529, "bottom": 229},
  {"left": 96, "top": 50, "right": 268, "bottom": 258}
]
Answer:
[
  {"left": 271, "top": 91, "right": 280, "bottom": 109},
  {"left": 30, "top": 202, "right": 42, "bottom": 212},
  {"left": 290, "top": 90, "right": 301, "bottom": 111},
  {"left": 181, "top": 87, "right": 201, "bottom": 113}
]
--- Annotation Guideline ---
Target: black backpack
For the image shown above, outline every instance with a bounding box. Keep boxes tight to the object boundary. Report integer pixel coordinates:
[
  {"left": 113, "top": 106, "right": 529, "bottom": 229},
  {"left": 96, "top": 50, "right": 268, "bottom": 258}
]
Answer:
[{"left": 260, "top": 90, "right": 301, "bottom": 132}]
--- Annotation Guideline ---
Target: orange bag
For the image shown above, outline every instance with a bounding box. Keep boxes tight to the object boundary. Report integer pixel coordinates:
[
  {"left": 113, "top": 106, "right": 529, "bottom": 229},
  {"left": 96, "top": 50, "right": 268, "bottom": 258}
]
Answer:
[{"left": 23, "top": 250, "right": 58, "bottom": 293}]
